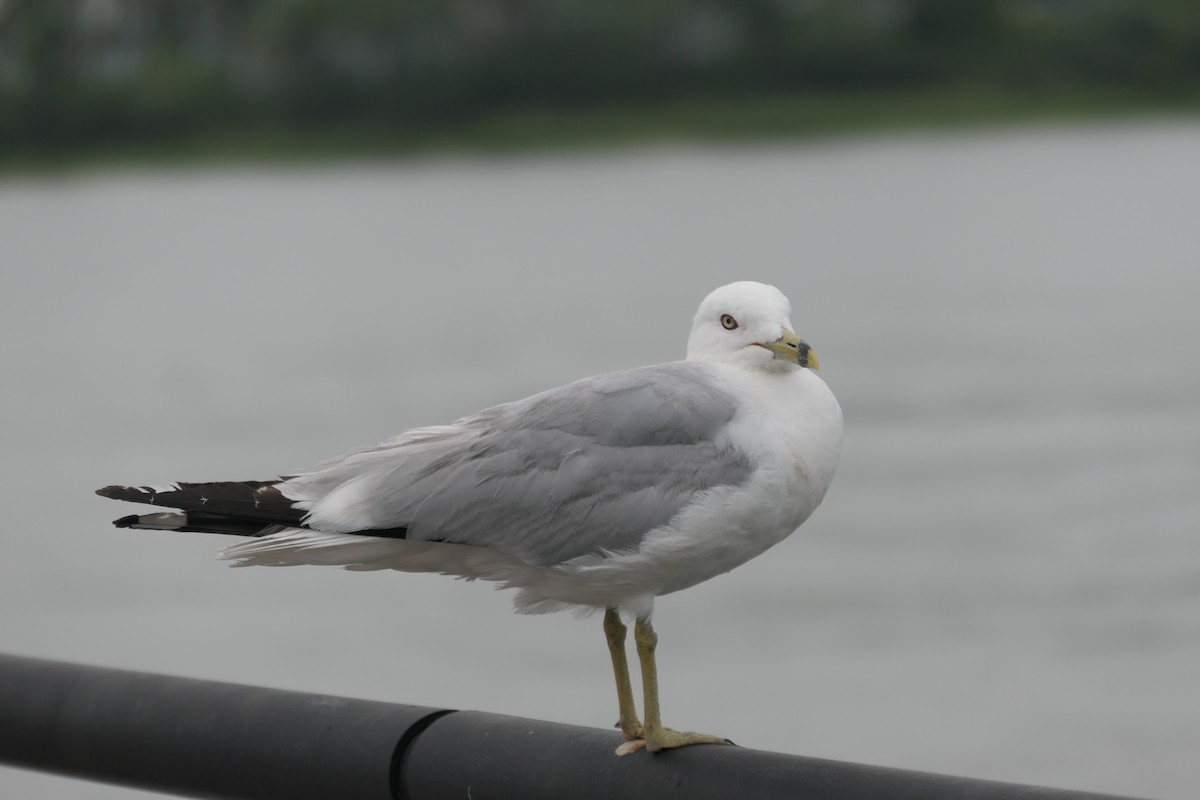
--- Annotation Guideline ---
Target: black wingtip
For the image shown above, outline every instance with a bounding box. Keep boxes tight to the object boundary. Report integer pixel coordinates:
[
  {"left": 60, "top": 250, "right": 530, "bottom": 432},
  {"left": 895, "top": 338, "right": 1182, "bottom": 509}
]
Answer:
[
  {"left": 97, "top": 485, "right": 159, "bottom": 504},
  {"left": 112, "top": 514, "right": 140, "bottom": 528},
  {"left": 95, "top": 480, "right": 307, "bottom": 526}
]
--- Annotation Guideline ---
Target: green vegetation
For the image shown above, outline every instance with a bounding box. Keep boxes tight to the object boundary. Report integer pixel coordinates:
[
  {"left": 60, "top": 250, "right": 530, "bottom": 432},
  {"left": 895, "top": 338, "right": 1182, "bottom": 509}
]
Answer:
[
  {"left": 2, "top": 0, "right": 1199, "bottom": 169},
  {"left": 6, "top": 85, "right": 1200, "bottom": 174}
]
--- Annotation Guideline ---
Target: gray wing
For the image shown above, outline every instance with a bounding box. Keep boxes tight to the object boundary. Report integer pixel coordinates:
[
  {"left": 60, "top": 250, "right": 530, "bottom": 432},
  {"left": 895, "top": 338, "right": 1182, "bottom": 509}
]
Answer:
[{"left": 285, "top": 361, "right": 753, "bottom": 566}]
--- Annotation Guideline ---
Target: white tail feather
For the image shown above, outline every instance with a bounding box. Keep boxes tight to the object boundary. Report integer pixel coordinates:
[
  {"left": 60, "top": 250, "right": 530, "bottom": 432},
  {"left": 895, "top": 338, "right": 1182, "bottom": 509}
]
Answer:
[{"left": 219, "top": 529, "right": 646, "bottom": 617}]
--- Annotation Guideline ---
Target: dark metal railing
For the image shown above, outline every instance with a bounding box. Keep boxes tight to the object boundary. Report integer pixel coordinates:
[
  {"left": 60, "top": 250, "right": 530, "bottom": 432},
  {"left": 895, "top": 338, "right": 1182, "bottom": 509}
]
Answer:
[{"left": 0, "top": 653, "right": 1144, "bottom": 800}]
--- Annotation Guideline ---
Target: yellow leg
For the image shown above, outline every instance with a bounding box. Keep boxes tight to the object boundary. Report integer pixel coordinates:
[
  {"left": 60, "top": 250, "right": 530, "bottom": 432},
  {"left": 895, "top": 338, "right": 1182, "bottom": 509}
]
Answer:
[
  {"left": 615, "top": 617, "right": 727, "bottom": 755},
  {"left": 603, "top": 608, "right": 643, "bottom": 740}
]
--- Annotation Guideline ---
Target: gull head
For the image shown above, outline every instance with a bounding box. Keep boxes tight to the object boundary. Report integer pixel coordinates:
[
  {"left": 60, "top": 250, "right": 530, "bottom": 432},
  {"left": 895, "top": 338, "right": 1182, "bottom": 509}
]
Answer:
[{"left": 686, "top": 281, "right": 819, "bottom": 371}]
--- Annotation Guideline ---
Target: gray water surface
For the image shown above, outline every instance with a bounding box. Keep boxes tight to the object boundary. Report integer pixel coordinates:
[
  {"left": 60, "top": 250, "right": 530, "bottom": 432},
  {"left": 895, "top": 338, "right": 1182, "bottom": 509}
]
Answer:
[{"left": 2, "top": 121, "right": 1198, "bottom": 799}]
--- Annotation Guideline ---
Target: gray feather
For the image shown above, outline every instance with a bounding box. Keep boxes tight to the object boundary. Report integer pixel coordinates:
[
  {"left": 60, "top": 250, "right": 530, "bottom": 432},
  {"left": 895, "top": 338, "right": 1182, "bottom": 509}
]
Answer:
[{"left": 285, "top": 362, "right": 753, "bottom": 565}]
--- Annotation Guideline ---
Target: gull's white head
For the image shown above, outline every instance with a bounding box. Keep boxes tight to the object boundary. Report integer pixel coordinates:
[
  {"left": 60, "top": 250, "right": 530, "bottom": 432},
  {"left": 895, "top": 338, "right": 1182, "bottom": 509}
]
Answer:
[{"left": 686, "top": 281, "right": 819, "bottom": 371}]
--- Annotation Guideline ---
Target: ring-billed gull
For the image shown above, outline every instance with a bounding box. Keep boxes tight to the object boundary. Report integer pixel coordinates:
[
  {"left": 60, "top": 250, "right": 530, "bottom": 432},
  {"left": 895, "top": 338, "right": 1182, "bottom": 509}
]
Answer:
[{"left": 97, "top": 280, "right": 843, "bottom": 754}]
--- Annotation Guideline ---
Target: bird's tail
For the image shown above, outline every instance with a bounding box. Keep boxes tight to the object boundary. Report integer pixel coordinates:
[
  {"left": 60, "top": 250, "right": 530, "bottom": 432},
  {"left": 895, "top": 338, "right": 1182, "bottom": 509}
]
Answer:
[
  {"left": 96, "top": 480, "right": 304, "bottom": 538},
  {"left": 96, "top": 480, "right": 409, "bottom": 540},
  {"left": 97, "top": 481, "right": 551, "bottom": 607}
]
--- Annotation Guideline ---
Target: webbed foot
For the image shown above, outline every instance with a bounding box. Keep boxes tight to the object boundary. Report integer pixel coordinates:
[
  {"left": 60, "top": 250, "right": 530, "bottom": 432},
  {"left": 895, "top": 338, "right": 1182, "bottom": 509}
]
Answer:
[{"left": 614, "top": 726, "right": 728, "bottom": 755}]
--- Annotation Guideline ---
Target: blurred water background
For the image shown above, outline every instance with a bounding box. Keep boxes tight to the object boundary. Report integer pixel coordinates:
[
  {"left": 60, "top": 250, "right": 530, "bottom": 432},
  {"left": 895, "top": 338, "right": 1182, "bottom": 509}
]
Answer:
[{"left": 2, "top": 2, "right": 1200, "bottom": 800}]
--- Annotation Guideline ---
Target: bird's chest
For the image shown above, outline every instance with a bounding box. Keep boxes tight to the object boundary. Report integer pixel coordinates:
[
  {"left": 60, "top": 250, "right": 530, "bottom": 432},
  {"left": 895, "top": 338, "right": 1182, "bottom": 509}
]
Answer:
[
  {"left": 641, "top": 369, "right": 843, "bottom": 595},
  {"left": 726, "top": 367, "right": 842, "bottom": 519}
]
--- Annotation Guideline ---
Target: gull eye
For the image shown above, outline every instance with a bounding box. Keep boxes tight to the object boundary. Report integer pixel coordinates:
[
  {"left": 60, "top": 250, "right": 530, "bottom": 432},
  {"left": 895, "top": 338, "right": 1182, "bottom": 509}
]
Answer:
[{"left": 720, "top": 314, "right": 739, "bottom": 330}]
